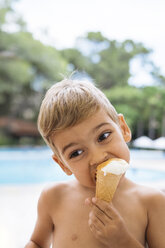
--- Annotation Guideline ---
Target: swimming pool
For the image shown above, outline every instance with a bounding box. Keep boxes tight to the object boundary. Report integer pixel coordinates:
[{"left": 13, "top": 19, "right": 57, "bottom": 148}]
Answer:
[{"left": 0, "top": 147, "right": 165, "bottom": 184}]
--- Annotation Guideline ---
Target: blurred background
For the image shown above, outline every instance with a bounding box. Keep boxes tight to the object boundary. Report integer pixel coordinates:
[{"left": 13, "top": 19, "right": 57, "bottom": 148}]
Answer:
[{"left": 0, "top": 0, "right": 165, "bottom": 247}]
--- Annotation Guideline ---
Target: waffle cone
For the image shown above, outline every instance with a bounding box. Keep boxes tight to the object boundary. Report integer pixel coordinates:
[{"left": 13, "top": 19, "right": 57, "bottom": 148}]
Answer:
[{"left": 96, "top": 159, "right": 122, "bottom": 202}]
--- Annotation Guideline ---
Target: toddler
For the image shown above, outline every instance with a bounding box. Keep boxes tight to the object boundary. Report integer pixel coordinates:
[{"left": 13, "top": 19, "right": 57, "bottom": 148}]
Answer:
[{"left": 25, "top": 79, "right": 165, "bottom": 248}]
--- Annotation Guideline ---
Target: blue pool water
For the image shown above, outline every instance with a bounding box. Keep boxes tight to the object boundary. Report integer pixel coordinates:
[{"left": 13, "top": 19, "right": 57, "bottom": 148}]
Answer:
[{"left": 0, "top": 147, "right": 165, "bottom": 184}]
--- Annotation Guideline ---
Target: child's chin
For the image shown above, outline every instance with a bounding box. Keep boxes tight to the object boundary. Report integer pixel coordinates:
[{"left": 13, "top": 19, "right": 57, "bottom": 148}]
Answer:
[
  {"left": 87, "top": 181, "right": 96, "bottom": 189},
  {"left": 80, "top": 181, "right": 96, "bottom": 189}
]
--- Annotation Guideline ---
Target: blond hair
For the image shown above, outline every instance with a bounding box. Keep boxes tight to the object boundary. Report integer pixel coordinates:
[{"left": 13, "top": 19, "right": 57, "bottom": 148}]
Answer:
[{"left": 38, "top": 79, "right": 118, "bottom": 155}]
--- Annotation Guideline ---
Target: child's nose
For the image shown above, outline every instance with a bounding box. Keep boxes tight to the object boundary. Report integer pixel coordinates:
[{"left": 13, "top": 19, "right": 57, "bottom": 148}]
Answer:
[{"left": 89, "top": 148, "right": 108, "bottom": 167}]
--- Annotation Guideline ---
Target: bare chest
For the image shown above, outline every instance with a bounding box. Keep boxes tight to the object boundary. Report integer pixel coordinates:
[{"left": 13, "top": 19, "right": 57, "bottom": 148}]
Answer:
[
  {"left": 51, "top": 198, "right": 146, "bottom": 248},
  {"left": 52, "top": 201, "right": 103, "bottom": 248}
]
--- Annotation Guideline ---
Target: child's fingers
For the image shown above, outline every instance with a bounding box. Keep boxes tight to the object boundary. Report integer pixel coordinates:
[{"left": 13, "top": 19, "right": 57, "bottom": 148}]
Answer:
[
  {"left": 89, "top": 212, "right": 105, "bottom": 231},
  {"left": 92, "top": 197, "right": 119, "bottom": 220},
  {"left": 89, "top": 219, "right": 103, "bottom": 237},
  {"left": 85, "top": 197, "right": 92, "bottom": 206},
  {"left": 92, "top": 204, "right": 111, "bottom": 225}
]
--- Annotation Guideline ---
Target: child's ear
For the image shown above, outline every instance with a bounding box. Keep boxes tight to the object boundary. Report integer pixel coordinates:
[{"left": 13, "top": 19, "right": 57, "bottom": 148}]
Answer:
[
  {"left": 52, "top": 155, "right": 72, "bottom": 176},
  {"left": 118, "top": 114, "right": 131, "bottom": 143}
]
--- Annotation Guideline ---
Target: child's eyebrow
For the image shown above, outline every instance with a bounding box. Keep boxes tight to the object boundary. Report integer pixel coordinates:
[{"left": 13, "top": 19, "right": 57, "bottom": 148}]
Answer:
[
  {"left": 62, "top": 122, "right": 110, "bottom": 155},
  {"left": 62, "top": 142, "right": 79, "bottom": 155},
  {"left": 92, "top": 122, "right": 110, "bottom": 133}
]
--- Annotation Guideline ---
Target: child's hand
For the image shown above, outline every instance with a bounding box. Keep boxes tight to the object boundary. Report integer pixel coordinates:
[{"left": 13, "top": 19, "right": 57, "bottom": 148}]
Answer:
[{"left": 85, "top": 197, "right": 130, "bottom": 248}]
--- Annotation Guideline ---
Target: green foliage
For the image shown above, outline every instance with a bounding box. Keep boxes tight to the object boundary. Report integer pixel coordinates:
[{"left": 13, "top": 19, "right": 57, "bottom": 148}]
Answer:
[
  {"left": 0, "top": 58, "right": 32, "bottom": 86},
  {"left": 0, "top": 30, "right": 68, "bottom": 117},
  {"left": 104, "top": 86, "right": 165, "bottom": 138},
  {"left": 61, "top": 32, "right": 151, "bottom": 89},
  {"left": 0, "top": 131, "right": 15, "bottom": 145},
  {"left": 0, "top": 1, "right": 68, "bottom": 119},
  {"left": 104, "top": 86, "right": 142, "bottom": 131},
  {"left": 87, "top": 31, "right": 108, "bottom": 42},
  {"left": 0, "top": 3, "right": 165, "bottom": 145},
  {"left": 61, "top": 48, "right": 90, "bottom": 71},
  {"left": 87, "top": 36, "right": 151, "bottom": 89}
]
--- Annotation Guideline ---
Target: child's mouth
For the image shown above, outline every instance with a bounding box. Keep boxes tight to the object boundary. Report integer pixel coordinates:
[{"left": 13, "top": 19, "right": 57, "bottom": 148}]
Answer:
[
  {"left": 90, "top": 168, "right": 97, "bottom": 184},
  {"left": 93, "top": 171, "right": 97, "bottom": 184},
  {"left": 95, "top": 173, "right": 97, "bottom": 182}
]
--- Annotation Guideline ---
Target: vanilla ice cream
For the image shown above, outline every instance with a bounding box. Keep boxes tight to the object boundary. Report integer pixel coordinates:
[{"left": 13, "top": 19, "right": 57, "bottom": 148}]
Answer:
[
  {"left": 101, "top": 159, "right": 129, "bottom": 176},
  {"left": 96, "top": 158, "right": 130, "bottom": 202}
]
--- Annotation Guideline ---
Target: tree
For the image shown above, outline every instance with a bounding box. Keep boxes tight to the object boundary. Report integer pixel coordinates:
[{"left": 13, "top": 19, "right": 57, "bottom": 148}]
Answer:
[
  {"left": 104, "top": 86, "right": 143, "bottom": 138},
  {"left": 104, "top": 85, "right": 165, "bottom": 139},
  {"left": 0, "top": 0, "right": 68, "bottom": 120},
  {"left": 63, "top": 32, "right": 151, "bottom": 89}
]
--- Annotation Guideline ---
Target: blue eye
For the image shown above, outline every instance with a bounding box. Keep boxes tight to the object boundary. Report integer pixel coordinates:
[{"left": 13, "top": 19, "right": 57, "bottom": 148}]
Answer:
[
  {"left": 98, "top": 132, "right": 110, "bottom": 142},
  {"left": 70, "top": 150, "right": 83, "bottom": 159}
]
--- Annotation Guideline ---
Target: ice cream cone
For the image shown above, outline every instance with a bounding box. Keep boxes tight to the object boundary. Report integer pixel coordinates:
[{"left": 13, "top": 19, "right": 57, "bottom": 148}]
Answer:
[{"left": 96, "top": 158, "right": 128, "bottom": 202}]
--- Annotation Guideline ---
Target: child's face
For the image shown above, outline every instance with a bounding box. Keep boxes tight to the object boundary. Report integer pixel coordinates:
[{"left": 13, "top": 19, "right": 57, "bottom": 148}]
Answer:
[{"left": 52, "top": 109, "right": 131, "bottom": 188}]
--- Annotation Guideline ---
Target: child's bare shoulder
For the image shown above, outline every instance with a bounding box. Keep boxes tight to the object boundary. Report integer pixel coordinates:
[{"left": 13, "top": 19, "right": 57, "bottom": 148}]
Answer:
[
  {"left": 131, "top": 184, "right": 165, "bottom": 246},
  {"left": 141, "top": 185, "right": 165, "bottom": 210},
  {"left": 129, "top": 180, "right": 165, "bottom": 208},
  {"left": 41, "top": 180, "right": 75, "bottom": 198},
  {"left": 38, "top": 180, "right": 75, "bottom": 210}
]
